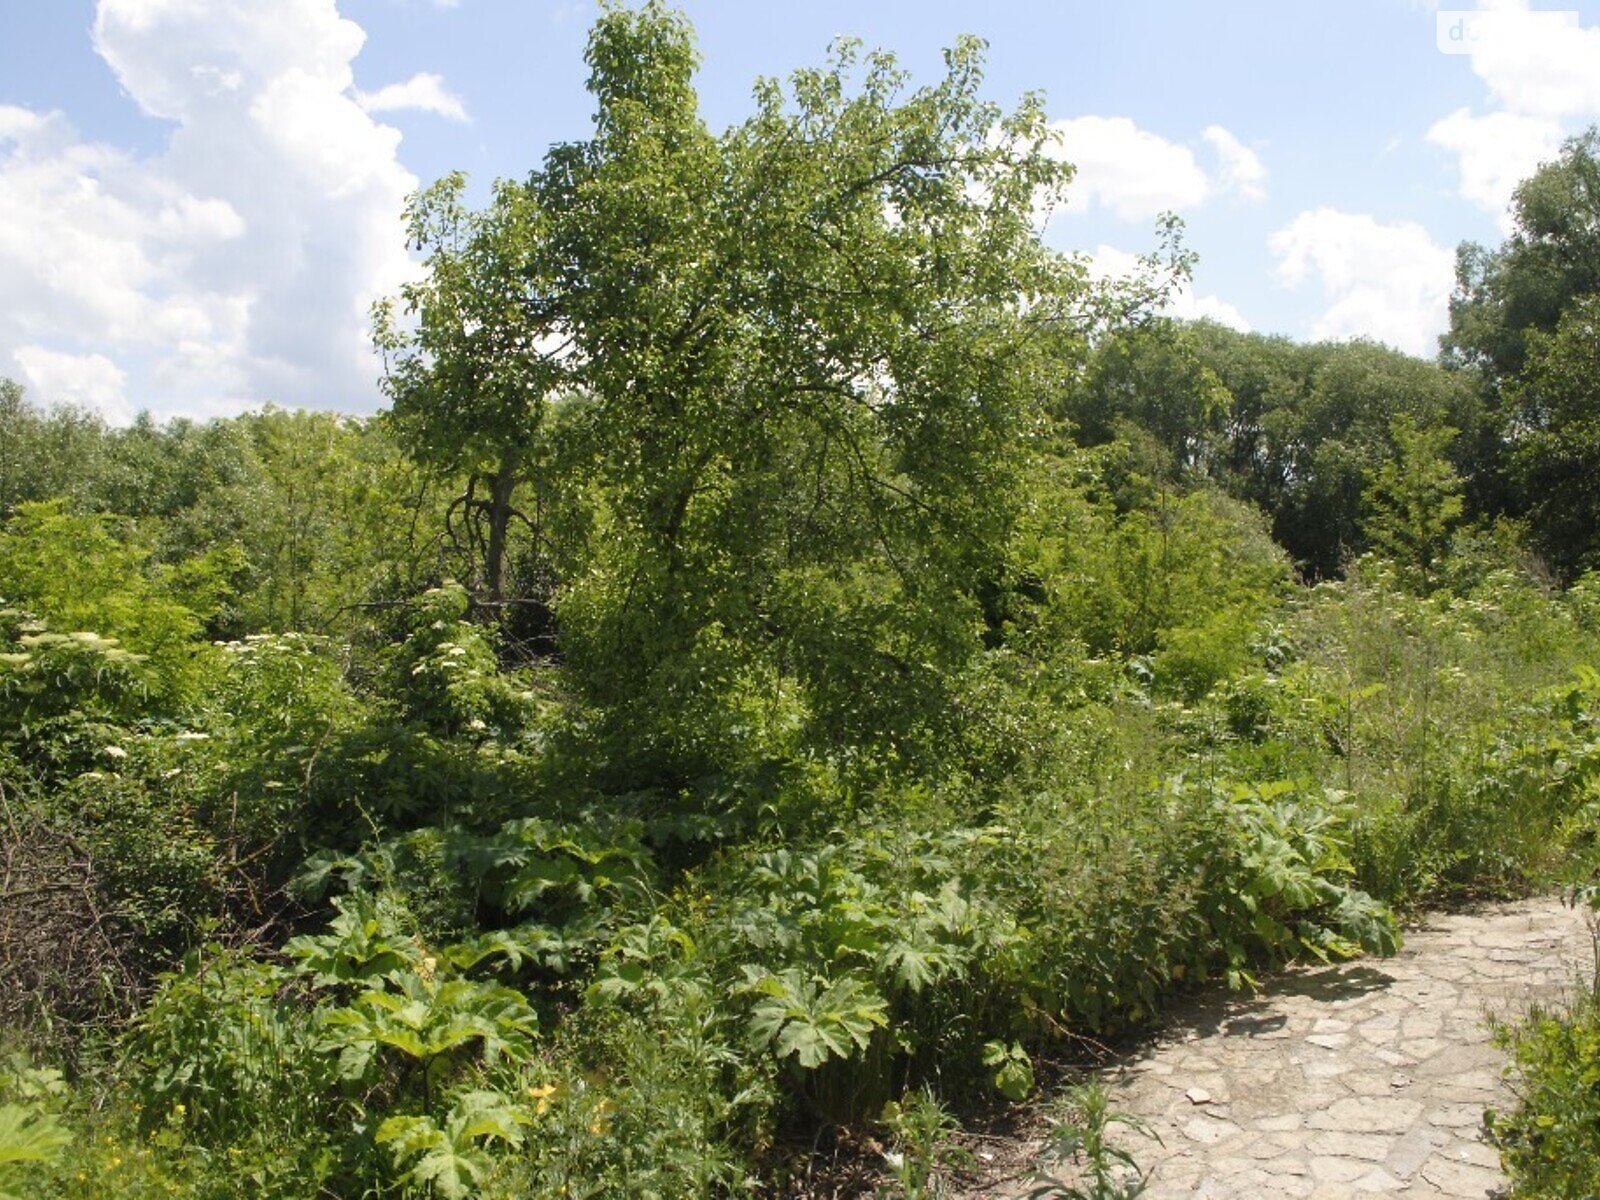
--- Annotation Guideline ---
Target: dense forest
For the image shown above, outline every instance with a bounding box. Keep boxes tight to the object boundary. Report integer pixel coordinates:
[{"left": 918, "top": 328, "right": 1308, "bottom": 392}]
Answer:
[{"left": 4, "top": 6, "right": 1600, "bottom": 1198}]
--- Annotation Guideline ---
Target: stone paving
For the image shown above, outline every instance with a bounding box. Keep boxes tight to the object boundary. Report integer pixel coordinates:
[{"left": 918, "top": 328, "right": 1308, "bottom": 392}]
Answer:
[
  {"left": 1099, "top": 898, "right": 1594, "bottom": 1198},
  {"left": 976, "top": 898, "right": 1596, "bottom": 1199}
]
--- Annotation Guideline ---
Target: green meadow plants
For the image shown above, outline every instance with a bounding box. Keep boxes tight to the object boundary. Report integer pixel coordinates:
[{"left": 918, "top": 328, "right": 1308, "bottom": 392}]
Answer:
[
  {"left": 1488, "top": 988, "right": 1600, "bottom": 1199},
  {"left": 1026, "top": 1081, "right": 1157, "bottom": 1200},
  {"left": 877, "top": 1088, "right": 971, "bottom": 1200},
  {"left": 0, "top": 1061, "right": 72, "bottom": 1200},
  {"left": 8, "top": 9, "right": 1600, "bottom": 1200}
]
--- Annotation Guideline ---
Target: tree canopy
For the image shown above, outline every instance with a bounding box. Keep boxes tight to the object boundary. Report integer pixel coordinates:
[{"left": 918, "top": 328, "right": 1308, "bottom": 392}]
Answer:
[{"left": 375, "top": 2, "right": 1101, "bottom": 776}]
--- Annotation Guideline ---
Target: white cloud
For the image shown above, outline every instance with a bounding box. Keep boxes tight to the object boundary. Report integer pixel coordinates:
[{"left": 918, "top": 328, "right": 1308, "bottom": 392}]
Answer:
[
  {"left": 13, "top": 346, "right": 132, "bottom": 425},
  {"left": 1424, "top": 6, "right": 1600, "bottom": 235},
  {"left": 1269, "top": 208, "right": 1454, "bottom": 356},
  {"left": 1044, "top": 116, "right": 1266, "bottom": 222},
  {"left": 0, "top": 104, "right": 250, "bottom": 389},
  {"left": 0, "top": 0, "right": 423, "bottom": 422},
  {"left": 1048, "top": 117, "right": 1208, "bottom": 221},
  {"left": 1426, "top": 107, "right": 1563, "bottom": 227},
  {"left": 1086, "top": 245, "right": 1252, "bottom": 332},
  {"left": 356, "top": 72, "right": 468, "bottom": 121},
  {"left": 0, "top": 106, "right": 50, "bottom": 142},
  {"left": 1201, "top": 125, "right": 1267, "bottom": 203},
  {"left": 1455, "top": 6, "right": 1600, "bottom": 120}
]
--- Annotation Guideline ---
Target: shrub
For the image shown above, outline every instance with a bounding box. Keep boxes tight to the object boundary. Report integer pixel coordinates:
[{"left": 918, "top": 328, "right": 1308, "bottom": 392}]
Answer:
[{"left": 1490, "top": 989, "right": 1600, "bottom": 1199}]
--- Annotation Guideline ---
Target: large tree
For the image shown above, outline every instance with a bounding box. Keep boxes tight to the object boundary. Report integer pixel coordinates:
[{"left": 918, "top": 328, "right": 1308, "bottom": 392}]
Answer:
[
  {"left": 1444, "top": 127, "right": 1600, "bottom": 385},
  {"left": 1508, "top": 295, "right": 1600, "bottom": 579},
  {"left": 378, "top": 1, "right": 1105, "bottom": 777},
  {"left": 374, "top": 174, "right": 569, "bottom": 609},
  {"left": 1443, "top": 127, "right": 1600, "bottom": 564}
]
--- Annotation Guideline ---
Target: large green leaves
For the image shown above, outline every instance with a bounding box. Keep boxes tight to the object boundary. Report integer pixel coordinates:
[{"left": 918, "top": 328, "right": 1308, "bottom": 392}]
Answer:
[
  {"left": 376, "top": 1090, "right": 529, "bottom": 1200},
  {"left": 319, "top": 973, "right": 540, "bottom": 1083},
  {"left": 0, "top": 1105, "right": 71, "bottom": 1200},
  {"left": 744, "top": 969, "right": 888, "bottom": 1069}
]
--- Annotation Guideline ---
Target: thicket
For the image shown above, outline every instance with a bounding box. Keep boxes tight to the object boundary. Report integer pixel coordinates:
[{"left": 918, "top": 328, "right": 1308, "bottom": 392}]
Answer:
[{"left": 2, "top": 7, "right": 1599, "bottom": 1198}]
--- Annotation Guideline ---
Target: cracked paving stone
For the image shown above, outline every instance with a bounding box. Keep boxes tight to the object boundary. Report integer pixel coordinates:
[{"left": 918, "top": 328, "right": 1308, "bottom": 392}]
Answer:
[{"left": 964, "top": 897, "right": 1595, "bottom": 1199}]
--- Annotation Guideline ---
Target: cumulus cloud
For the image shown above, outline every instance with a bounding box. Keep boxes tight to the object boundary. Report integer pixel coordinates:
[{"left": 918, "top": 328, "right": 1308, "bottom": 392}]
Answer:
[
  {"left": 1046, "top": 116, "right": 1266, "bottom": 222},
  {"left": 1454, "top": 5, "right": 1600, "bottom": 120},
  {"left": 0, "top": 102, "right": 252, "bottom": 420},
  {"left": 1086, "top": 244, "right": 1253, "bottom": 332},
  {"left": 1426, "top": 107, "right": 1563, "bottom": 228},
  {"left": 356, "top": 72, "right": 468, "bottom": 121},
  {"left": 1429, "top": 5, "right": 1600, "bottom": 221},
  {"left": 1269, "top": 208, "right": 1454, "bottom": 356},
  {"left": 13, "top": 347, "right": 132, "bottom": 425},
  {"left": 1202, "top": 125, "right": 1267, "bottom": 203},
  {"left": 0, "top": 0, "right": 429, "bottom": 421}
]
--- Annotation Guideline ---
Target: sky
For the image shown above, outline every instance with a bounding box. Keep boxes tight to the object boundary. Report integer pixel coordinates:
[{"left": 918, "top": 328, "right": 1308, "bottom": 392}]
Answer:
[{"left": 1, "top": 0, "right": 1598, "bottom": 424}]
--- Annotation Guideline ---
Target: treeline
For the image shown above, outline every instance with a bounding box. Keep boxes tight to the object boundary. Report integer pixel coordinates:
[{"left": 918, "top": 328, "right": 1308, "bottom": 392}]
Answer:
[{"left": 1, "top": 7, "right": 1599, "bottom": 1198}]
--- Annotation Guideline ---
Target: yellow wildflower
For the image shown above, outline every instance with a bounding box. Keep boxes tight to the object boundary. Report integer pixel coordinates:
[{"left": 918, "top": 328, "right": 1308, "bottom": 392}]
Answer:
[{"left": 528, "top": 1082, "right": 559, "bottom": 1115}]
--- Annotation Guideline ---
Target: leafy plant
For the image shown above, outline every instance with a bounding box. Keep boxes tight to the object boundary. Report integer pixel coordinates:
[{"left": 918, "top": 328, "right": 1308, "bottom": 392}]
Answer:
[
  {"left": 0, "top": 1103, "right": 72, "bottom": 1200},
  {"left": 1026, "top": 1082, "right": 1157, "bottom": 1200},
  {"left": 318, "top": 973, "right": 540, "bottom": 1097},
  {"left": 377, "top": 1090, "right": 530, "bottom": 1199},
  {"left": 982, "top": 1040, "right": 1035, "bottom": 1103},
  {"left": 1488, "top": 991, "right": 1600, "bottom": 1199},
  {"left": 878, "top": 1088, "right": 971, "bottom": 1200},
  {"left": 744, "top": 968, "right": 888, "bottom": 1070}
]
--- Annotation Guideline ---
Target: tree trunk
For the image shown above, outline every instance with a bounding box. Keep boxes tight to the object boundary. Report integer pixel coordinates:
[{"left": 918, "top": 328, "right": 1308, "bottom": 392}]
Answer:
[{"left": 484, "top": 453, "right": 519, "bottom": 606}]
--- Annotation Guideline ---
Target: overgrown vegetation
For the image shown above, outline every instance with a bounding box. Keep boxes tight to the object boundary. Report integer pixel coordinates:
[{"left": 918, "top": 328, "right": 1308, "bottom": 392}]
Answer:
[{"left": 3, "top": 5, "right": 1600, "bottom": 1197}]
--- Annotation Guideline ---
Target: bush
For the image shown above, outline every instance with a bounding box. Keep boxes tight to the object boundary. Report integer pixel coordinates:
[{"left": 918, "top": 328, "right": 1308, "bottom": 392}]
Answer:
[{"left": 1490, "top": 988, "right": 1600, "bottom": 1199}]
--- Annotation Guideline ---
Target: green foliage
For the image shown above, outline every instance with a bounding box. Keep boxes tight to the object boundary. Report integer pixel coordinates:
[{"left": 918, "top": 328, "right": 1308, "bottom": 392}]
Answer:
[
  {"left": 318, "top": 972, "right": 540, "bottom": 1091},
  {"left": 377, "top": 1090, "right": 530, "bottom": 1199},
  {"left": 1073, "top": 325, "right": 1481, "bottom": 578},
  {"left": 6, "top": 15, "right": 1600, "bottom": 1200},
  {"left": 877, "top": 1088, "right": 970, "bottom": 1200},
  {"left": 1280, "top": 565, "right": 1598, "bottom": 905},
  {"left": 1445, "top": 126, "right": 1600, "bottom": 561},
  {"left": 1509, "top": 295, "right": 1600, "bottom": 579},
  {"left": 391, "top": 584, "right": 536, "bottom": 739},
  {"left": 0, "top": 1105, "right": 71, "bottom": 1200},
  {"left": 1026, "top": 1082, "right": 1156, "bottom": 1200},
  {"left": 59, "top": 769, "right": 223, "bottom": 968},
  {"left": 0, "top": 611, "right": 155, "bottom": 770},
  {"left": 1363, "top": 416, "right": 1464, "bottom": 592},
  {"left": 0, "top": 502, "right": 213, "bottom": 705},
  {"left": 1489, "top": 990, "right": 1600, "bottom": 1199},
  {"left": 385, "top": 0, "right": 1107, "bottom": 780},
  {"left": 745, "top": 969, "right": 889, "bottom": 1069},
  {"left": 0, "top": 1059, "right": 71, "bottom": 1200},
  {"left": 1445, "top": 126, "right": 1600, "bottom": 383},
  {"left": 129, "top": 949, "right": 335, "bottom": 1156},
  {"left": 116, "top": 894, "right": 553, "bottom": 1198},
  {"left": 981, "top": 1039, "right": 1035, "bottom": 1103},
  {"left": 0, "top": 381, "right": 108, "bottom": 515}
]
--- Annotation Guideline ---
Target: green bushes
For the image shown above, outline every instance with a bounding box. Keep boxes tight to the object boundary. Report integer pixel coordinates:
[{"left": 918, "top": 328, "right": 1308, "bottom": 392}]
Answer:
[
  {"left": 7, "top": 13, "right": 1600, "bottom": 1199},
  {"left": 579, "top": 777, "right": 1393, "bottom": 1135},
  {"left": 1490, "top": 989, "right": 1600, "bottom": 1198},
  {"left": 1275, "top": 562, "right": 1600, "bottom": 905},
  {"left": 0, "top": 1061, "right": 72, "bottom": 1200},
  {"left": 10, "top": 446, "right": 1600, "bottom": 1198}
]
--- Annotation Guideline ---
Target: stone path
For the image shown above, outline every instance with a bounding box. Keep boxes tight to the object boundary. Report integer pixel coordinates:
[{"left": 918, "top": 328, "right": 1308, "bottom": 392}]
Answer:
[{"left": 973, "top": 898, "right": 1596, "bottom": 1199}]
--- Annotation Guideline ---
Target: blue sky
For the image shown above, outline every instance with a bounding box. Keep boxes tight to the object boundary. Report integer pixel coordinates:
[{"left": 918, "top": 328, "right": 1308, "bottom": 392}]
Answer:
[{"left": 2, "top": 0, "right": 1598, "bottom": 422}]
